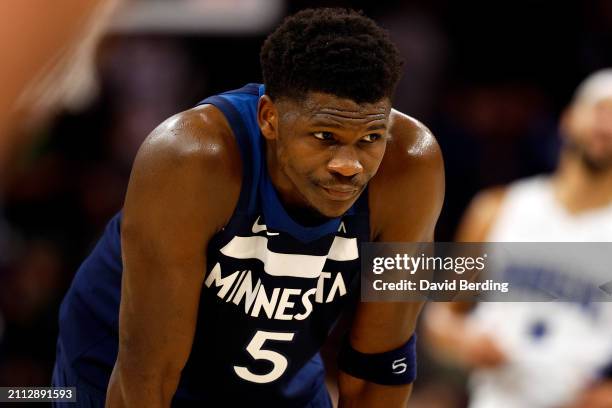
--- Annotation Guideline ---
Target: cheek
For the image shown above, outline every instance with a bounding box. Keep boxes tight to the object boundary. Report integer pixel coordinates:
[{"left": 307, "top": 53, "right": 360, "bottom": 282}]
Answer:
[
  {"left": 361, "top": 144, "right": 387, "bottom": 175},
  {"left": 570, "top": 112, "right": 594, "bottom": 141},
  {"left": 278, "top": 140, "right": 322, "bottom": 178}
]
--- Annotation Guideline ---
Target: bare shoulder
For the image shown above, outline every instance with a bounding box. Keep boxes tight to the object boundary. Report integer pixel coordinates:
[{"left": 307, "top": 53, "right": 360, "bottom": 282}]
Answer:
[
  {"left": 124, "top": 104, "right": 242, "bottom": 235},
  {"left": 455, "top": 186, "right": 507, "bottom": 242},
  {"left": 137, "top": 104, "right": 239, "bottom": 174},
  {"left": 386, "top": 109, "right": 443, "bottom": 166},
  {"left": 369, "top": 109, "right": 445, "bottom": 241}
]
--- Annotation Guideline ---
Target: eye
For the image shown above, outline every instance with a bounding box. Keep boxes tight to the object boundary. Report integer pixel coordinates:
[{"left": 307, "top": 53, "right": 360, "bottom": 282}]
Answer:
[
  {"left": 361, "top": 133, "right": 383, "bottom": 143},
  {"left": 312, "top": 131, "right": 334, "bottom": 141}
]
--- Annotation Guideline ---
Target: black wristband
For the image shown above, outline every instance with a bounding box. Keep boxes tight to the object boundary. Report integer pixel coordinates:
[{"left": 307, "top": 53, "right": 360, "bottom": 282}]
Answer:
[{"left": 338, "top": 334, "right": 417, "bottom": 386}]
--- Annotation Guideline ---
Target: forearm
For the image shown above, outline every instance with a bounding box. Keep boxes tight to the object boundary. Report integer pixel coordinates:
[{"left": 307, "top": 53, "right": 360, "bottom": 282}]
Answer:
[
  {"left": 339, "top": 375, "right": 413, "bottom": 408},
  {"left": 106, "top": 360, "right": 181, "bottom": 408}
]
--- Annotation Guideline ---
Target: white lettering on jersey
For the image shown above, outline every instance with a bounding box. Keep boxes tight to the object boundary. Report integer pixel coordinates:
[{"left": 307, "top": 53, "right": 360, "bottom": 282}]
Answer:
[
  {"left": 315, "top": 272, "right": 332, "bottom": 303},
  {"left": 209, "top": 217, "right": 357, "bottom": 321},
  {"left": 226, "top": 270, "right": 247, "bottom": 302},
  {"left": 231, "top": 271, "right": 261, "bottom": 313},
  {"left": 294, "top": 288, "right": 317, "bottom": 321},
  {"left": 205, "top": 263, "right": 239, "bottom": 298},
  {"left": 206, "top": 264, "right": 348, "bottom": 321},
  {"left": 250, "top": 286, "right": 280, "bottom": 319},
  {"left": 326, "top": 271, "right": 347, "bottom": 303},
  {"left": 274, "top": 288, "right": 301, "bottom": 320}
]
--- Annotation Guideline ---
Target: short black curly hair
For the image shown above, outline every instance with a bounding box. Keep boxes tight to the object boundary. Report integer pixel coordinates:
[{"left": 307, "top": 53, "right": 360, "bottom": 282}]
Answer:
[{"left": 260, "top": 8, "right": 403, "bottom": 104}]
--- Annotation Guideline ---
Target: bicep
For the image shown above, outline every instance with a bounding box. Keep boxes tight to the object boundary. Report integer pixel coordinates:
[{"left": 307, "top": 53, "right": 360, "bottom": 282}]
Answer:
[
  {"left": 353, "top": 125, "right": 444, "bottom": 349},
  {"left": 117, "top": 114, "right": 240, "bottom": 379}
]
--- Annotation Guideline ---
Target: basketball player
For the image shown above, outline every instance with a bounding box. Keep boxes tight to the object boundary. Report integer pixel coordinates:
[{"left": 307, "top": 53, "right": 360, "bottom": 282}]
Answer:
[
  {"left": 52, "top": 9, "right": 444, "bottom": 407},
  {"left": 425, "top": 69, "right": 612, "bottom": 408}
]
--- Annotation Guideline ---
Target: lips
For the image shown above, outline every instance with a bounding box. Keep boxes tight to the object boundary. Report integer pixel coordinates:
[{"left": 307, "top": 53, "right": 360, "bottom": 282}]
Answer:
[{"left": 319, "top": 184, "right": 359, "bottom": 201}]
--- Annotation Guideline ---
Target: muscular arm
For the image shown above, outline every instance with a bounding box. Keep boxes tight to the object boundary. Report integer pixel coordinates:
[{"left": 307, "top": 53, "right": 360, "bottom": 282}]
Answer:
[
  {"left": 338, "top": 113, "right": 445, "bottom": 408},
  {"left": 105, "top": 106, "right": 241, "bottom": 407}
]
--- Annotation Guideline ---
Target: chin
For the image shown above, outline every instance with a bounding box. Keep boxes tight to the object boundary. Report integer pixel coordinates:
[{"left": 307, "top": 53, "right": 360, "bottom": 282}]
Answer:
[
  {"left": 309, "top": 185, "right": 365, "bottom": 219},
  {"left": 318, "top": 208, "right": 346, "bottom": 219},
  {"left": 314, "top": 201, "right": 354, "bottom": 219}
]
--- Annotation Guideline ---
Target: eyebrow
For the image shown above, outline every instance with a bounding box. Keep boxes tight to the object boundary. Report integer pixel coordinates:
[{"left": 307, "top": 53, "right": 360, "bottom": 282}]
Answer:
[{"left": 309, "top": 119, "right": 387, "bottom": 132}]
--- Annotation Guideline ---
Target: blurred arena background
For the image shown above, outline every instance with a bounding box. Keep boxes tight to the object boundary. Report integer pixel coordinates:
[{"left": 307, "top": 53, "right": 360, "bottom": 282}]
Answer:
[{"left": 1, "top": 0, "right": 612, "bottom": 406}]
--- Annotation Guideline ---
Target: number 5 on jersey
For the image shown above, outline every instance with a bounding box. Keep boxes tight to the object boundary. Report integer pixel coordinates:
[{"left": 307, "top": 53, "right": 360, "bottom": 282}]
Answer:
[{"left": 234, "top": 331, "right": 295, "bottom": 383}]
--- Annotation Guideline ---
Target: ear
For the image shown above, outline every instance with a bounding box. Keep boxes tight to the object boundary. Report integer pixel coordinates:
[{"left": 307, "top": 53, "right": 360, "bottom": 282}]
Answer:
[{"left": 258, "top": 95, "right": 279, "bottom": 141}]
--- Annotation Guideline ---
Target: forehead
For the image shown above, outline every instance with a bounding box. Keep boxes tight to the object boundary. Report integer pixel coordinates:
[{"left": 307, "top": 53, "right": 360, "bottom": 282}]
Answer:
[
  {"left": 575, "top": 97, "right": 612, "bottom": 117},
  {"left": 595, "top": 97, "right": 612, "bottom": 112},
  {"left": 279, "top": 92, "right": 391, "bottom": 123}
]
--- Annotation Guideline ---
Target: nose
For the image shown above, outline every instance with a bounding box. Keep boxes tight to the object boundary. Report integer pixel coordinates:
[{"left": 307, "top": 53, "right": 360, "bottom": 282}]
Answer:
[{"left": 327, "top": 146, "right": 363, "bottom": 177}]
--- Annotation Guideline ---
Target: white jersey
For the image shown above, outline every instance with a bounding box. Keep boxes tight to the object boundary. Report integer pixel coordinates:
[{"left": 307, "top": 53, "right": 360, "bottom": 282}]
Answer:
[{"left": 469, "top": 176, "right": 612, "bottom": 408}]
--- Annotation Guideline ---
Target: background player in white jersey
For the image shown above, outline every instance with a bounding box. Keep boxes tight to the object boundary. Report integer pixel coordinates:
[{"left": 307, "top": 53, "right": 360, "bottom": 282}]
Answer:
[{"left": 424, "top": 69, "right": 612, "bottom": 408}]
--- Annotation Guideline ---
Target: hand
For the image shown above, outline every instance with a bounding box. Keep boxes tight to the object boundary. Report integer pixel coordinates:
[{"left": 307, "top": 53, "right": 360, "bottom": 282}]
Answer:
[
  {"left": 563, "top": 381, "right": 612, "bottom": 408},
  {"left": 458, "top": 333, "right": 506, "bottom": 369}
]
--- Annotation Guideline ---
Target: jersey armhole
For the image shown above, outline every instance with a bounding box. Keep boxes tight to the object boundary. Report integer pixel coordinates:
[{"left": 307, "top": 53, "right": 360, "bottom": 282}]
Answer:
[{"left": 198, "top": 95, "right": 257, "bottom": 233}]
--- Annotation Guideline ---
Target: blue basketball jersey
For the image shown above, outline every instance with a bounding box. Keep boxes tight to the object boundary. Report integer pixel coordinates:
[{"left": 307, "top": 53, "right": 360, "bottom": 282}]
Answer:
[{"left": 57, "top": 84, "right": 370, "bottom": 406}]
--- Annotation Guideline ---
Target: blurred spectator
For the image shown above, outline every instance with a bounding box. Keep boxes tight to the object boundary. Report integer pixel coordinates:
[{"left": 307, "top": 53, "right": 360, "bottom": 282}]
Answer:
[{"left": 424, "top": 69, "right": 612, "bottom": 408}]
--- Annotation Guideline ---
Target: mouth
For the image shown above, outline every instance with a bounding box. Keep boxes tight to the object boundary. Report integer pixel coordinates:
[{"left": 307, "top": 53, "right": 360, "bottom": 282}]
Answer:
[{"left": 318, "top": 184, "right": 360, "bottom": 201}]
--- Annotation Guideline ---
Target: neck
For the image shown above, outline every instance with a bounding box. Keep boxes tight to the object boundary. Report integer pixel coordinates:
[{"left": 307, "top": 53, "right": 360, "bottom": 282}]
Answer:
[{"left": 553, "top": 150, "right": 612, "bottom": 213}]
